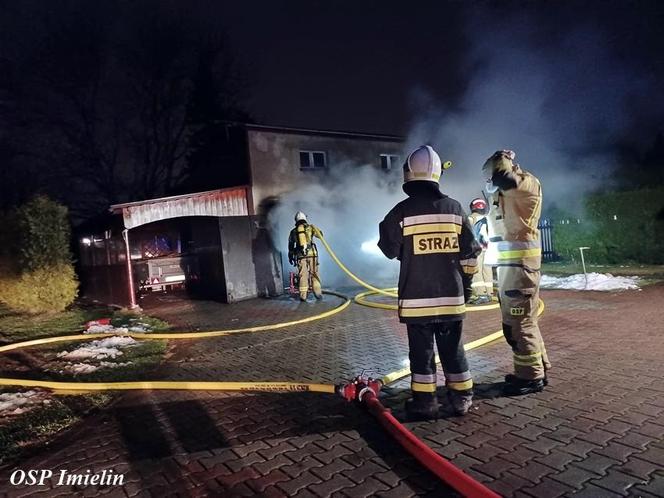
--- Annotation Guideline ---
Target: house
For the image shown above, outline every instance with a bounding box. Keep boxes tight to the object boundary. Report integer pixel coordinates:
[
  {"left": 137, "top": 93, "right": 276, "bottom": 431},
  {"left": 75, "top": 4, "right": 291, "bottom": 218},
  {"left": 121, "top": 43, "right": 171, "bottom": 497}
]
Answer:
[{"left": 77, "top": 124, "right": 405, "bottom": 307}]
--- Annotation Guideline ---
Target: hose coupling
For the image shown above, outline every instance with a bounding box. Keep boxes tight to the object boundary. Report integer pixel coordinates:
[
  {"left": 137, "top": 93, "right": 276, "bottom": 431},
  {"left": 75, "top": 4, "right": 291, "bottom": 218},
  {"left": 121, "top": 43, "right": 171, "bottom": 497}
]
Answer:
[{"left": 336, "top": 375, "right": 382, "bottom": 403}]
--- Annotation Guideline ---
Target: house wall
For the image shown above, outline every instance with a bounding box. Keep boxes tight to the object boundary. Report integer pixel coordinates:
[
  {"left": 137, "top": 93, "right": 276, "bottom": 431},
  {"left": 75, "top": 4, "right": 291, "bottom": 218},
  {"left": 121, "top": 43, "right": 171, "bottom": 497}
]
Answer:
[
  {"left": 218, "top": 216, "right": 283, "bottom": 302},
  {"left": 246, "top": 129, "right": 403, "bottom": 215}
]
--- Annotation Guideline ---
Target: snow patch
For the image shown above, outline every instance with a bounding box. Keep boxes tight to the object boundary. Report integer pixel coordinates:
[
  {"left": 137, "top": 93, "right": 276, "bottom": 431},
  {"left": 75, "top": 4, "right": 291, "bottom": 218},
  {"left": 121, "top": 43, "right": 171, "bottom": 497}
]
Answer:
[
  {"left": 85, "top": 325, "right": 129, "bottom": 334},
  {"left": 59, "top": 361, "right": 131, "bottom": 374},
  {"left": 0, "top": 390, "right": 50, "bottom": 416},
  {"left": 541, "top": 273, "right": 640, "bottom": 291},
  {"left": 57, "top": 336, "right": 137, "bottom": 361}
]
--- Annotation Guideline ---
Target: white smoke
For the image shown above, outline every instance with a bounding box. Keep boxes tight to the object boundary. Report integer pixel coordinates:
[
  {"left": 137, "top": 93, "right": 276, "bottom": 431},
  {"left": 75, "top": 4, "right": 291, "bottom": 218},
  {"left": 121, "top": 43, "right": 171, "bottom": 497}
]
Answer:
[
  {"left": 406, "top": 17, "right": 650, "bottom": 214},
  {"left": 268, "top": 163, "right": 404, "bottom": 289}
]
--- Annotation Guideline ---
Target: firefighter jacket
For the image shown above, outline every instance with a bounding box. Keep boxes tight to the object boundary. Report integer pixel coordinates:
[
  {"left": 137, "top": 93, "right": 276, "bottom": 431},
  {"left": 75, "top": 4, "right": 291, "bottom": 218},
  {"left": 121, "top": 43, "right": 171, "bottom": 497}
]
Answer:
[
  {"left": 378, "top": 182, "right": 481, "bottom": 324},
  {"left": 493, "top": 168, "right": 542, "bottom": 271},
  {"left": 288, "top": 222, "right": 321, "bottom": 261},
  {"left": 468, "top": 212, "right": 489, "bottom": 248}
]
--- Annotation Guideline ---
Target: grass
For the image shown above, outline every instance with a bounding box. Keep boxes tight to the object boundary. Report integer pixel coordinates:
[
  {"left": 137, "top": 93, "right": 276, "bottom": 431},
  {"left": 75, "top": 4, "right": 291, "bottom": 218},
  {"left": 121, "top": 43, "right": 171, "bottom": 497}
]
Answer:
[
  {"left": 0, "top": 304, "right": 109, "bottom": 342},
  {"left": 47, "top": 338, "right": 168, "bottom": 382},
  {"left": 542, "top": 262, "right": 664, "bottom": 284},
  {"left": 0, "top": 302, "right": 170, "bottom": 464},
  {"left": 0, "top": 392, "right": 113, "bottom": 463}
]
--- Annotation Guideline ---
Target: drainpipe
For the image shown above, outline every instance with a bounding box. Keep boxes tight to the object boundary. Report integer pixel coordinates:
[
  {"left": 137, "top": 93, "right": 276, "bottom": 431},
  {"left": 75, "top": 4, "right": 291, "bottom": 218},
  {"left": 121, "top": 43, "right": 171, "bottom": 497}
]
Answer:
[{"left": 122, "top": 229, "right": 138, "bottom": 309}]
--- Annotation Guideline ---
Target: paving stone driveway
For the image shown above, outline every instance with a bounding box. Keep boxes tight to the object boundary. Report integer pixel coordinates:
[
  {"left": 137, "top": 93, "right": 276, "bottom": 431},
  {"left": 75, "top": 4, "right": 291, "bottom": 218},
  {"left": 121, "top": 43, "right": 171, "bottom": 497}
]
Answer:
[{"left": 1, "top": 284, "right": 663, "bottom": 497}]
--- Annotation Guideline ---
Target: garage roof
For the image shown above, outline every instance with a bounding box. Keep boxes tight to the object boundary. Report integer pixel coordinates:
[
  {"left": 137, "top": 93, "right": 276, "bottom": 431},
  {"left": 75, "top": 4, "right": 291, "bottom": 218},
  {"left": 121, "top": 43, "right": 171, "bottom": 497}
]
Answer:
[{"left": 110, "top": 186, "right": 251, "bottom": 229}]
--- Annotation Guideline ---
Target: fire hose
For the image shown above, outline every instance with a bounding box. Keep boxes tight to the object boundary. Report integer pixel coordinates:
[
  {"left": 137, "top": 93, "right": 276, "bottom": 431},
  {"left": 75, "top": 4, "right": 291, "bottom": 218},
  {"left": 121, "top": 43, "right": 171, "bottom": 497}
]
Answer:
[{"left": 0, "top": 234, "right": 537, "bottom": 497}]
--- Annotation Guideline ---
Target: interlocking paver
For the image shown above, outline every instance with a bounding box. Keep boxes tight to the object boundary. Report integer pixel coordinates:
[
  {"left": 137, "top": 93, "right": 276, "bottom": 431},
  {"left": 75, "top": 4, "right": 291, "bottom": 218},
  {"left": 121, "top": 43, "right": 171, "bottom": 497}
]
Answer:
[
  {"left": 2, "top": 284, "right": 664, "bottom": 497},
  {"left": 522, "top": 477, "right": 575, "bottom": 498}
]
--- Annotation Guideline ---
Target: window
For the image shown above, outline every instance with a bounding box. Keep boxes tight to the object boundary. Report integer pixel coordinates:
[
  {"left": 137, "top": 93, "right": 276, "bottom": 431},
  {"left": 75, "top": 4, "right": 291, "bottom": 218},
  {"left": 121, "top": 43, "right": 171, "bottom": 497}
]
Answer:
[
  {"left": 300, "top": 151, "right": 327, "bottom": 169},
  {"left": 380, "top": 154, "right": 400, "bottom": 170}
]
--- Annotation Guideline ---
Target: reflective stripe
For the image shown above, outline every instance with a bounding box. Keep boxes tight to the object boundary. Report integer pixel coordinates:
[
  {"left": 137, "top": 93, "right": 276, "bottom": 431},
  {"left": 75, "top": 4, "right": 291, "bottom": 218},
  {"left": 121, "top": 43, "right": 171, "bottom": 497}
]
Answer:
[
  {"left": 445, "top": 371, "right": 472, "bottom": 382},
  {"left": 514, "top": 358, "right": 543, "bottom": 367},
  {"left": 400, "top": 304, "right": 466, "bottom": 317},
  {"left": 498, "top": 248, "right": 541, "bottom": 259},
  {"left": 497, "top": 241, "right": 540, "bottom": 251},
  {"left": 459, "top": 258, "right": 478, "bottom": 266},
  {"left": 399, "top": 295, "right": 464, "bottom": 307},
  {"left": 403, "top": 223, "right": 462, "bottom": 236},
  {"left": 412, "top": 373, "right": 436, "bottom": 383},
  {"left": 403, "top": 214, "right": 463, "bottom": 226},
  {"left": 497, "top": 241, "right": 541, "bottom": 260},
  {"left": 411, "top": 381, "right": 437, "bottom": 393},
  {"left": 513, "top": 351, "right": 543, "bottom": 366},
  {"left": 513, "top": 351, "right": 542, "bottom": 360},
  {"left": 407, "top": 171, "right": 441, "bottom": 181},
  {"left": 447, "top": 379, "right": 474, "bottom": 391}
]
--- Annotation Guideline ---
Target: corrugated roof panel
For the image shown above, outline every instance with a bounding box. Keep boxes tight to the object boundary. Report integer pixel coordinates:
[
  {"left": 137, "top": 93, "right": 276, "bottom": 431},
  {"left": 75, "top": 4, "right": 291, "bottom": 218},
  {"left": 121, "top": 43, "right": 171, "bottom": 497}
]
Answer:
[{"left": 119, "top": 188, "right": 248, "bottom": 229}]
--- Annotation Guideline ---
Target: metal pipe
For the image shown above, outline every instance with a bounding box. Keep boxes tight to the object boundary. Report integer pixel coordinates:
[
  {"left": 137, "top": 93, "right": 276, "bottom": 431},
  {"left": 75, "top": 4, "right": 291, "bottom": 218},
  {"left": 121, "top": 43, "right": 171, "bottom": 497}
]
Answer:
[
  {"left": 579, "top": 246, "right": 590, "bottom": 287},
  {"left": 122, "top": 229, "right": 138, "bottom": 309}
]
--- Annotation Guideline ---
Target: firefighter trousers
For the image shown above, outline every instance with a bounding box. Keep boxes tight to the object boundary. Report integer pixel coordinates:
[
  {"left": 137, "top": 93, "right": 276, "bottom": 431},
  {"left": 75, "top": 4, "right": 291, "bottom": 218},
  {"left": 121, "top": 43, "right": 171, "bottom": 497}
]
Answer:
[
  {"left": 297, "top": 256, "right": 322, "bottom": 300},
  {"left": 407, "top": 321, "right": 473, "bottom": 404},
  {"left": 497, "top": 266, "right": 551, "bottom": 380},
  {"left": 472, "top": 249, "right": 494, "bottom": 296}
]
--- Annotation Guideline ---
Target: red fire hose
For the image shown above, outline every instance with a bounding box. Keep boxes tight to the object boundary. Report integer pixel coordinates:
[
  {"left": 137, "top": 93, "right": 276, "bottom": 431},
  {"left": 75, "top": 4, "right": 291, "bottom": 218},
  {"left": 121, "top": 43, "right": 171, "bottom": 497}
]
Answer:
[{"left": 338, "top": 378, "right": 500, "bottom": 498}]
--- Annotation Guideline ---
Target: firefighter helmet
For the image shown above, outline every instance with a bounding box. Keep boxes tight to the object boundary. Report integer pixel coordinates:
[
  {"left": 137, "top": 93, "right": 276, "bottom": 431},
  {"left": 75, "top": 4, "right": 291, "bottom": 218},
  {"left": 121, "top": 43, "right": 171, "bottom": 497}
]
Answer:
[
  {"left": 403, "top": 145, "right": 452, "bottom": 184},
  {"left": 470, "top": 198, "right": 488, "bottom": 215},
  {"left": 482, "top": 149, "right": 516, "bottom": 180},
  {"left": 294, "top": 211, "right": 307, "bottom": 223}
]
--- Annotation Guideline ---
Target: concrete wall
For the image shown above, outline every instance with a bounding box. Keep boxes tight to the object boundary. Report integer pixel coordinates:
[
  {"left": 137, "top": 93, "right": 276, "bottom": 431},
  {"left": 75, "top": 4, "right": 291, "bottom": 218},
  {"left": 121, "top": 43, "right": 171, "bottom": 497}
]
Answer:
[
  {"left": 246, "top": 129, "right": 403, "bottom": 215},
  {"left": 219, "top": 216, "right": 283, "bottom": 302}
]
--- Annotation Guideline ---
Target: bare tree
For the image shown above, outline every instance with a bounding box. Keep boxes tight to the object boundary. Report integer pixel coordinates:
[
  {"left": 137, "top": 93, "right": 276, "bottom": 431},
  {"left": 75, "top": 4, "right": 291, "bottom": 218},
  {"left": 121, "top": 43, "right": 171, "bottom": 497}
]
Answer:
[{"left": 0, "top": 1, "right": 249, "bottom": 220}]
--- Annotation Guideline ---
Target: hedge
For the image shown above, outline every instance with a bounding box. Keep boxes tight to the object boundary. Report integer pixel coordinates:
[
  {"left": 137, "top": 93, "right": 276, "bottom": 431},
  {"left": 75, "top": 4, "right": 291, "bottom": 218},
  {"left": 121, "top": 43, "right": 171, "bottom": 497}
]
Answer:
[
  {"left": 552, "top": 187, "right": 664, "bottom": 264},
  {"left": 0, "top": 196, "right": 79, "bottom": 313}
]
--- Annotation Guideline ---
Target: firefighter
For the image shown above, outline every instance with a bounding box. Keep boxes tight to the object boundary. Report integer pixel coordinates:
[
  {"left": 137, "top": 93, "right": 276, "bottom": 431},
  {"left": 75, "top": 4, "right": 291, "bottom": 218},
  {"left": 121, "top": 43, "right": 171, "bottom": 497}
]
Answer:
[
  {"left": 288, "top": 211, "right": 323, "bottom": 301},
  {"left": 468, "top": 198, "right": 494, "bottom": 305},
  {"left": 378, "top": 145, "right": 481, "bottom": 419},
  {"left": 482, "top": 150, "right": 551, "bottom": 396}
]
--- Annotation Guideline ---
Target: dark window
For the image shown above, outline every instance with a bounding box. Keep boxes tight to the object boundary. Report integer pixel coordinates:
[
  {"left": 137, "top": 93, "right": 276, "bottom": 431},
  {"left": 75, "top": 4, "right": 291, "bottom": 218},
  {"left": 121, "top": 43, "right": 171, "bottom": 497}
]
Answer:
[
  {"left": 313, "top": 152, "right": 326, "bottom": 168},
  {"left": 299, "top": 151, "right": 311, "bottom": 168},
  {"left": 380, "top": 154, "right": 400, "bottom": 170},
  {"left": 300, "top": 151, "right": 327, "bottom": 169}
]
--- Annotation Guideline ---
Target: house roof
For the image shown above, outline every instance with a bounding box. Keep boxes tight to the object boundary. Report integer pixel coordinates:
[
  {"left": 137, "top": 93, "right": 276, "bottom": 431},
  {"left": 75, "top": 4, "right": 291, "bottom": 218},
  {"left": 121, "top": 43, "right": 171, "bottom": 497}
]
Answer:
[{"left": 241, "top": 123, "right": 404, "bottom": 142}]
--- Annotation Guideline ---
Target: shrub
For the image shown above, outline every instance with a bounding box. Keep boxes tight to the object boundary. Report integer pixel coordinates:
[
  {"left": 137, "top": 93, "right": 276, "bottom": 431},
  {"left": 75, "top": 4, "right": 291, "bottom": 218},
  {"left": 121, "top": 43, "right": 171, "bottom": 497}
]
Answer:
[
  {"left": 0, "top": 197, "right": 79, "bottom": 313},
  {"left": 15, "top": 196, "right": 72, "bottom": 270},
  {"left": 0, "top": 263, "right": 79, "bottom": 314}
]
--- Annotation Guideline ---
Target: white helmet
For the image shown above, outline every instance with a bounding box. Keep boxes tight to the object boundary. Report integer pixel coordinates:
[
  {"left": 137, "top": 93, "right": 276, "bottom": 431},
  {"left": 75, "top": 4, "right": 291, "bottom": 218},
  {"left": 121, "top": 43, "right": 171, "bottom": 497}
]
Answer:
[
  {"left": 294, "top": 211, "right": 307, "bottom": 223},
  {"left": 403, "top": 145, "right": 451, "bottom": 184}
]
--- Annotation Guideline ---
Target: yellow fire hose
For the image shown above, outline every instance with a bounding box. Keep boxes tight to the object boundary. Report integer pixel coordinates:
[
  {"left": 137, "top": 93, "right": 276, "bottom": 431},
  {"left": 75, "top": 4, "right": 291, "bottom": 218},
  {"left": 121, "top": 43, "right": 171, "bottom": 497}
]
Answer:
[
  {"left": 0, "top": 234, "right": 537, "bottom": 393},
  {"left": 317, "top": 235, "right": 500, "bottom": 312}
]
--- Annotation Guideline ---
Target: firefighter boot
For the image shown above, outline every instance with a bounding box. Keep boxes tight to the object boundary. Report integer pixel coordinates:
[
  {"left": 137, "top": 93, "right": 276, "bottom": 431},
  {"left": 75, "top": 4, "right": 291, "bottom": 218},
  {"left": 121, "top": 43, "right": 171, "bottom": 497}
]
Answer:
[
  {"left": 446, "top": 389, "right": 473, "bottom": 416},
  {"left": 502, "top": 377, "right": 545, "bottom": 396},
  {"left": 405, "top": 393, "right": 440, "bottom": 421},
  {"left": 505, "top": 373, "right": 548, "bottom": 386}
]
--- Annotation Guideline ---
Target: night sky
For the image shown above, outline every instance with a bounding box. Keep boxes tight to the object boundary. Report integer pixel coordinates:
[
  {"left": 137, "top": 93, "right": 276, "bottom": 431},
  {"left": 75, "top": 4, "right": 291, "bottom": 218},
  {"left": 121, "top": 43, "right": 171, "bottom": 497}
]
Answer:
[
  {"left": 216, "top": 0, "right": 664, "bottom": 136},
  {"left": 1, "top": 0, "right": 663, "bottom": 217}
]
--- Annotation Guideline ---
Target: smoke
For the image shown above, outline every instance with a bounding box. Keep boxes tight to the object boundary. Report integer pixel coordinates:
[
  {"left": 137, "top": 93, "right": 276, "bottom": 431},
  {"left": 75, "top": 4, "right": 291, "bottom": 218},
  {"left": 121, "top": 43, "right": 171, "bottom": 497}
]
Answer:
[
  {"left": 268, "top": 163, "right": 404, "bottom": 288},
  {"left": 406, "top": 11, "right": 656, "bottom": 214}
]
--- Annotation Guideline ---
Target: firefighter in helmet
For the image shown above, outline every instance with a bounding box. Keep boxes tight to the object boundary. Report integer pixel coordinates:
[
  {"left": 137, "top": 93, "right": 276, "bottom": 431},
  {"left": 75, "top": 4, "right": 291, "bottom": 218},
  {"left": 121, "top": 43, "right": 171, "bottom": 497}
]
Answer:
[
  {"left": 288, "top": 211, "right": 323, "bottom": 301},
  {"left": 467, "top": 198, "right": 494, "bottom": 305},
  {"left": 482, "top": 150, "right": 550, "bottom": 396},
  {"left": 378, "top": 145, "right": 481, "bottom": 419}
]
